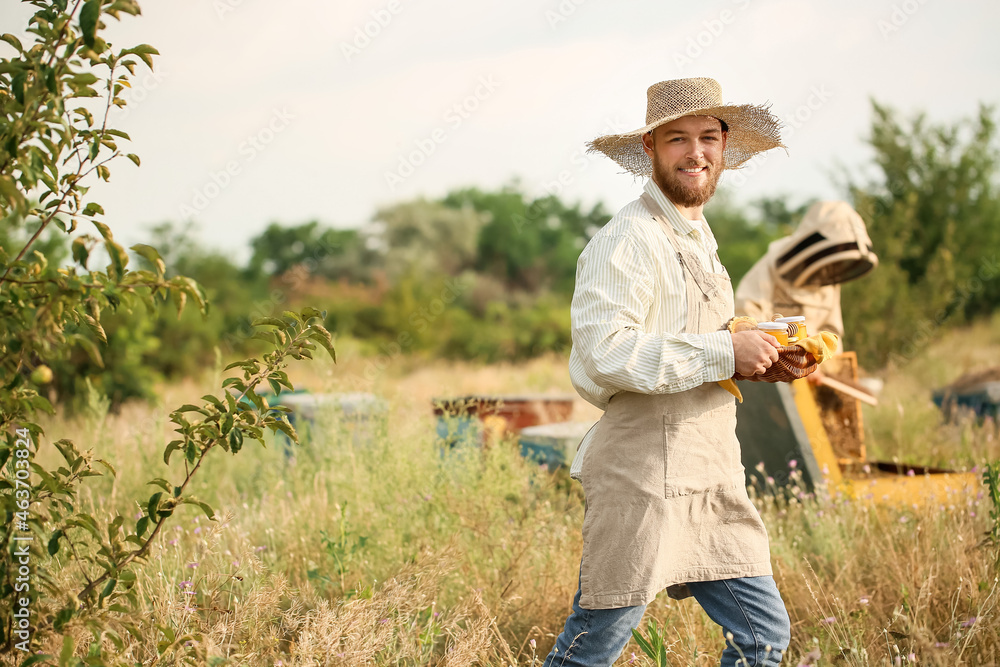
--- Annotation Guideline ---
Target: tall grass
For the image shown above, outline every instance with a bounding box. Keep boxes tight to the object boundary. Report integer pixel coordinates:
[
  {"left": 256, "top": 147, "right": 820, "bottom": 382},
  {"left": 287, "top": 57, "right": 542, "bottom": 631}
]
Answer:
[{"left": 11, "top": 317, "right": 1000, "bottom": 665}]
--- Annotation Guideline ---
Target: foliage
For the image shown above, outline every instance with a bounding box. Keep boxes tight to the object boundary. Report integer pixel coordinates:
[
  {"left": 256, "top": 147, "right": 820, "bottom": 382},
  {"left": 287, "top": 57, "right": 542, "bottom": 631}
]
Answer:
[
  {"left": 842, "top": 101, "right": 1000, "bottom": 368},
  {"left": 0, "top": 1, "right": 335, "bottom": 660},
  {"left": 246, "top": 219, "right": 373, "bottom": 283}
]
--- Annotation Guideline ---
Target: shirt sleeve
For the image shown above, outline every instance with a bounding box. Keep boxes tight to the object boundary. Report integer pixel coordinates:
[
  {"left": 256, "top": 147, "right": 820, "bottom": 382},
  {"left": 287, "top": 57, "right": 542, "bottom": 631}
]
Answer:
[{"left": 571, "top": 233, "right": 735, "bottom": 397}]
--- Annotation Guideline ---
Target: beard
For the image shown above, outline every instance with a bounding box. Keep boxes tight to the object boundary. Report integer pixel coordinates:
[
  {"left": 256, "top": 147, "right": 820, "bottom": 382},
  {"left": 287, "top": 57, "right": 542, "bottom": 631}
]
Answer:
[{"left": 652, "top": 158, "right": 724, "bottom": 208}]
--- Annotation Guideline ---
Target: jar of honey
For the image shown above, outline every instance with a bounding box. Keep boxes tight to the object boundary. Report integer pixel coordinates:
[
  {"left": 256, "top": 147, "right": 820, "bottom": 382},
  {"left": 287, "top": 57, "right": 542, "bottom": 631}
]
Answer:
[
  {"left": 774, "top": 316, "right": 807, "bottom": 342},
  {"left": 757, "top": 322, "right": 790, "bottom": 345}
]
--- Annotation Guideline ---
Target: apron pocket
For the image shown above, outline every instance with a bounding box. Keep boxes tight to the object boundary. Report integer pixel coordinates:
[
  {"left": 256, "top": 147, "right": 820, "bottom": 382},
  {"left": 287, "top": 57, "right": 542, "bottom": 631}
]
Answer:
[{"left": 662, "top": 413, "right": 735, "bottom": 498}]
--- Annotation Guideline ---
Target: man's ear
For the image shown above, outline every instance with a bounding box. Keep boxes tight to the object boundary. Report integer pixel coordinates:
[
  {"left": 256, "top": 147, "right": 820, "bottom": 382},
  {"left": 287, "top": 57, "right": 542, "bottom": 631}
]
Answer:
[
  {"left": 720, "top": 129, "right": 728, "bottom": 152},
  {"left": 641, "top": 131, "right": 654, "bottom": 158}
]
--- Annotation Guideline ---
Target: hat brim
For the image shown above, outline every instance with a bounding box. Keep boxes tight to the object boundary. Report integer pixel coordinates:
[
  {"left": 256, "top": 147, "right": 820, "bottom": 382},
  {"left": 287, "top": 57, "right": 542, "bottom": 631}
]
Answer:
[{"left": 587, "top": 103, "right": 785, "bottom": 177}]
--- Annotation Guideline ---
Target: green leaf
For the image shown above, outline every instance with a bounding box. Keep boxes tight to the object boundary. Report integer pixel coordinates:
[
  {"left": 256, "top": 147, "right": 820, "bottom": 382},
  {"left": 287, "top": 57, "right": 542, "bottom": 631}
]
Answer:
[
  {"left": 83, "top": 202, "right": 105, "bottom": 216},
  {"left": 53, "top": 605, "right": 75, "bottom": 631},
  {"left": 123, "top": 43, "right": 159, "bottom": 70},
  {"left": 228, "top": 427, "right": 243, "bottom": 453},
  {"left": 72, "top": 237, "right": 90, "bottom": 268},
  {"left": 48, "top": 529, "right": 64, "bottom": 556},
  {"left": 147, "top": 492, "right": 162, "bottom": 518},
  {"left": 80, "top": 0, "right": 101, "bottom": 49},
  {"left": 135, "top": 515, "right": 149, "bottom": 538},
  {"left": 131, "top": 243, "right": 165, "bottom": 275},
  {"left": 126, "top": 152, "right": 140, "bottom": 166},
  {"left": 147, "top": 478, "right": 170, "bottom": 492},
  {"left": 100, "top": 578, "right": 117, "bottom": 603},
  {"left": 252, "top": 316, "right": 287, "bottom": 328},
  {"left": 1, "top": 33, "right": 24, "bottom": 52},
  {"left": 163, "top": 440, "right": 182, "bottom": 465}
]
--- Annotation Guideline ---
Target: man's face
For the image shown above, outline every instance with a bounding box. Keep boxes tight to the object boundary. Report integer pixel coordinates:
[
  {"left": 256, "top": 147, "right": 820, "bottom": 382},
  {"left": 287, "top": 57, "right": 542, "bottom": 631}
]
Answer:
[{"left": 641, "top": 115, "right": 727, "bottom": 208}]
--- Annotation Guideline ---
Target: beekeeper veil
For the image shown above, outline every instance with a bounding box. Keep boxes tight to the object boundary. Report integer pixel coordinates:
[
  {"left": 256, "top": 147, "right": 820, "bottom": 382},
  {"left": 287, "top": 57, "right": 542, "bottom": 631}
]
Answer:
[{"left": 774, "top": 201, "right": 878, "bottom": 288}]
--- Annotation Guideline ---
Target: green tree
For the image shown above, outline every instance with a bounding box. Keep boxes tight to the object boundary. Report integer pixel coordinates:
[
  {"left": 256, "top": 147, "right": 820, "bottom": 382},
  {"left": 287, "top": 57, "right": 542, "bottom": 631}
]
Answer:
[
  {"left": 246, "top": 220, "right": 372, "bottom": 282},
  {"left": 0, "top": 2, "right": 334, "bottom": 658},
  {"left": 442, "top": 183, "right": 608, "bottom": 293},
  {"left": 841, "top": 101, "right": 1000, "bottom": 367},
  {"left": 371, "top": 198, "right": 485, "bottom": 281}
]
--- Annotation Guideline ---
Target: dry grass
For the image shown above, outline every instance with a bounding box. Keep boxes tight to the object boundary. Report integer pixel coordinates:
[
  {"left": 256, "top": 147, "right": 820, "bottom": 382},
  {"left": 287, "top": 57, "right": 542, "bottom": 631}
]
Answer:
[{"left": 11, "top": 317, "right": 1000, "bottom": 666}]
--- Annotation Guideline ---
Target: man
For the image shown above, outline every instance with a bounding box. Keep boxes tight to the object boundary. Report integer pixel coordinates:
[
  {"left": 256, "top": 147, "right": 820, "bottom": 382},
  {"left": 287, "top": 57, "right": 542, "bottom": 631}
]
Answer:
[
  {"left": 735, "top": 200, "right": 879, "bottom": 349},
  {"left": 544, "top": 77, "right": 798, "bottom": 667}
]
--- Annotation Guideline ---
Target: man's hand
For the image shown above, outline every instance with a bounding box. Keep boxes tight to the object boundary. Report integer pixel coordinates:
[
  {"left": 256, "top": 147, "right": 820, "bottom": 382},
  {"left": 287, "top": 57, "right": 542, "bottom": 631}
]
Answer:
[{"left": 731, "top": 330, "right": 780, "bottom": 377}]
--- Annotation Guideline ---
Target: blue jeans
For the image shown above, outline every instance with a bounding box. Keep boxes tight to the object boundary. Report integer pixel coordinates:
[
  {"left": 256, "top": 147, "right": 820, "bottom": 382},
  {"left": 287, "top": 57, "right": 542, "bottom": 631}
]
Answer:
[{"left": 543, "top": 575, "right": 790, "bottom": 667}]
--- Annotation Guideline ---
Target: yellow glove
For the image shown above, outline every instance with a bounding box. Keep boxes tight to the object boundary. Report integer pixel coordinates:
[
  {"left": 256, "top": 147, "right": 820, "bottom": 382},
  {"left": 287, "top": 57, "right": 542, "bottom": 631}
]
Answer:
[{"left": 717, "top": 331, "right": 840, "bottom": 403}]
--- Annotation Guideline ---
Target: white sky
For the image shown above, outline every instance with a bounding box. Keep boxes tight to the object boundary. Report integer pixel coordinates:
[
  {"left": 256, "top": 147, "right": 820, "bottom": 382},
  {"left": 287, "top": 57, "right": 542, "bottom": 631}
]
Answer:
[{"left": 4, "top": 0, "right": 999, "bottom": 264}]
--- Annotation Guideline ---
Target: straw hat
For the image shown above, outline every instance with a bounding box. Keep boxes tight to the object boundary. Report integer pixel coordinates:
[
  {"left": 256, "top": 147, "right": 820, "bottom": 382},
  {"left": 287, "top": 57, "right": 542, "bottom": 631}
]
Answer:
[{"left": 587, "top": 77, "right": 785, "bottom": 177}]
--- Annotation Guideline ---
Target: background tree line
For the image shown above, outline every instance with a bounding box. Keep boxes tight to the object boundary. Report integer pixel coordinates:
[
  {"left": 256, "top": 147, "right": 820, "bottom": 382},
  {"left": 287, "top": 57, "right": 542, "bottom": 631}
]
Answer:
[{"left": 10, "top": 101, "right": 998, "bottom": 413}]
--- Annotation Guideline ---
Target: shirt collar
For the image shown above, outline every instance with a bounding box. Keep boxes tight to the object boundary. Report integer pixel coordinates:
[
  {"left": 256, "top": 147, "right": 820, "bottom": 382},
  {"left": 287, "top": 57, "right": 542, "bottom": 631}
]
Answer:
[{"left": 643, "top": 179, "right": 702, "bottom": 237}]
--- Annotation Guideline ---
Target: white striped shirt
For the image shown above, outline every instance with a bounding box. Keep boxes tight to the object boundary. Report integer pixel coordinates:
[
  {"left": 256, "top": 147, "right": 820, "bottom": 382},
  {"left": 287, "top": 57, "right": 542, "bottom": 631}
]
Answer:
[{"left": 568, "top": 179, "right": 736, "bottom": 412}]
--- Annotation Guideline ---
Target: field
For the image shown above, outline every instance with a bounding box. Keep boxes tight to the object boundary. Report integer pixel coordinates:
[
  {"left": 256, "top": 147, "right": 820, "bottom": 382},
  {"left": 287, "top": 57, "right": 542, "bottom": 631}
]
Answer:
[{"left": 19, "top": 312, "right": 1000, "bottom": 666}]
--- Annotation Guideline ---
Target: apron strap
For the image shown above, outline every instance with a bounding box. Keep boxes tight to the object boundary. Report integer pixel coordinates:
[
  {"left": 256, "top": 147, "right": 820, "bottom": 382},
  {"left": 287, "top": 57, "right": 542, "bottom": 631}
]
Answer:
[{"left": 639, "top": 192, "right": 723, "bottom": 301}]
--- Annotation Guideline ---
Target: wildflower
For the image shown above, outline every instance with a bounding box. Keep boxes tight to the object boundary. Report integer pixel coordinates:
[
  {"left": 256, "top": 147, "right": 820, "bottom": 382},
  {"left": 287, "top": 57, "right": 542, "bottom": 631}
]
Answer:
[
  {"left": 168, "top": 539, "right": 178, "bottom": 546},
  {"left": 530, "top": 639, "right": 536, "bottom": 650},
  {"left": 756, "top": 461, "right": 766, "bottom": 473},
  {"left": 797, "top": 647, "right": 821, "bottom": 666},
  {"left": 628, "top": 652, "right": 637, "bottom": 665},
  {"left": 232, "top": 560, "right": 240, "bottom": 567},
  {"left": 423, "top": 494, "right": 432, "bottom": 501},
  {"left": 961, "top": 617, "right": 976, "bottom": 627},
  {"left": 906, "top": 469, "right": 915, "bottom": 477},
  {"left": 187, "top": 562, "right": 199, "bottom": 568},
  {"left": 820, "top": 616, "right": 836, "bottom": 624},
  {"left": 789, "top": 459, "right": 798, "bottom": 469},
  {"left": 863, "top": 463, "right": 871, "bottom": 474},
  {"left": 859, "top": 596, "right": 870, "bottom": 605},
  {"left": 178, "top": 581, "right": 192, "bottom": 590},
  {"left": 379, "top": 618, "right": 389, "bottom": 624},
  {"left": 899, "top": 516, "right": 908, "bottom": 523},
  {"left": 255, "top": 545, "right": 267, "bottom": 552},
  {"left": 934, "top": 642, "right": 949, "bottom": 648},
  {"left": 194, "top": 527, "right": 202, "bottom": 534},
  {"left": 767, "top": 476, "right": 775, "bottom": 485},
  {"left": 908, "top": 653, "right": 916, "bottom": 661}
]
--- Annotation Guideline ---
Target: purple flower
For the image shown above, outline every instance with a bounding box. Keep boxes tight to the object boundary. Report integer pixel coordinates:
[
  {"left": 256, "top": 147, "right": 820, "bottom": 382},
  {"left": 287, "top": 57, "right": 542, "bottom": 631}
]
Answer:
[
  {"left": 859, "top": 596, "right": 870, "bottom": 605},
  {"left": 194, "top": 527, "right": 202, "bottom": 534},
  {"left": 907, "top": 469, "right": 915, "bottom": 477},
  {"left": 255, "top": 545, "right": 267, "bottom": 552},
  {"left": 961, "top": 617, "right": 977, "bottom": 627},
  {"left": 168, "top": 539, "right": 178, "bottom": 546},
  {"left": 178, "top": 581, "right": 192, "bottom": 590},
  {"left": 820, "top": 616, "right": 836, "bottom": 624},
  {"left": 187, "top": 562, "right": 199, "bottom": 568},
  {"left": 789, "top": 459, "right": 798, "bottom": 469}
]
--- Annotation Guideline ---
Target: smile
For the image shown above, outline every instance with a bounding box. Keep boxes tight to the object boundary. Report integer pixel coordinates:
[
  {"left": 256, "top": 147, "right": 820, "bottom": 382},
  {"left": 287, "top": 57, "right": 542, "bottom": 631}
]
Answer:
[{"left": 679, "top": 166, "right": 708, "bottom": 176}]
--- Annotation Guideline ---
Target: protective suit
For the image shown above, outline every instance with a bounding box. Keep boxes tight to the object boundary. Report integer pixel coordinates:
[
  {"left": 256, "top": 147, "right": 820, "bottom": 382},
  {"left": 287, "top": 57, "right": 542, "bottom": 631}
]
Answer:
[{"left": 734, "top": 201, "right": 877, "bottom": 347}]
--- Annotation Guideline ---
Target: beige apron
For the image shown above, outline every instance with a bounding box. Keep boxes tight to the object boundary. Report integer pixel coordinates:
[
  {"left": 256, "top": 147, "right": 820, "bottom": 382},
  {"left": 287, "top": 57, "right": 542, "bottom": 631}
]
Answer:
[{"left": 578, "top": 193, "right": 772, "bottom": 610}]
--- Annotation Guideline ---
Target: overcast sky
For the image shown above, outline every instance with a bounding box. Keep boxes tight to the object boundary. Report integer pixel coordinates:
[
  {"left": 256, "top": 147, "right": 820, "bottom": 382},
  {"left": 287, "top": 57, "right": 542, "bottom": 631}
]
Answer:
[{"left": 5, "top": 0, "right": 1000, "bottom": 264}]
